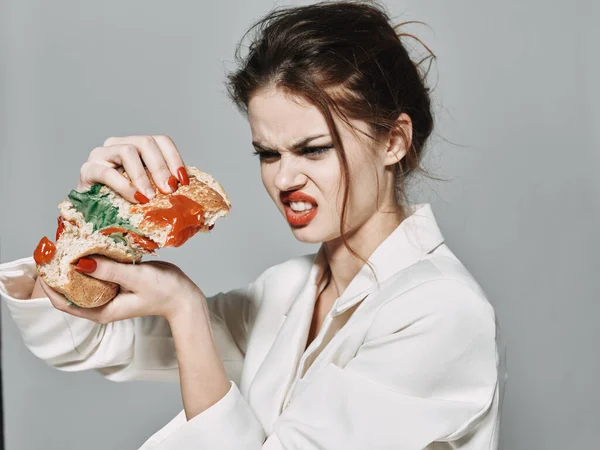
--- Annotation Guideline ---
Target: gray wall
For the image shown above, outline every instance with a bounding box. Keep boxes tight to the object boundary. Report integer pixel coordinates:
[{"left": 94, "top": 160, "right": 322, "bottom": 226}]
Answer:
[{"left": 1, "top": 1, "right": 597, "bottom": 449}]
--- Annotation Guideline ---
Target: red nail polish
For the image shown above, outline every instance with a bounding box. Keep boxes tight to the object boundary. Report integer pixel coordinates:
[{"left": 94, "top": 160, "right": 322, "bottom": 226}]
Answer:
[
  {"left": 168, "top": 175, "right": 179, "bottom": 192},
  {"left": 75, "top": 258, "right": 97, "bottom": 274},
  {"left": 177, "top": 167, "right": 189, "bottom": 186},
  {"left": 208, "top": 224, "right": 214, "bottom": 230},
  {"left": 134, "top": 191, "right": 150, "bottom": 204}
]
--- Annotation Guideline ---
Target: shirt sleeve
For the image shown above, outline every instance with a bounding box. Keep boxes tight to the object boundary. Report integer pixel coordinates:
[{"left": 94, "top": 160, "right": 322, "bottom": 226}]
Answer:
[
  {"left": 138, "top": 278, "right": 500, "bottom": 450},
  {"left": 0, "top": 256, "right": 263, "bottom": 384}
]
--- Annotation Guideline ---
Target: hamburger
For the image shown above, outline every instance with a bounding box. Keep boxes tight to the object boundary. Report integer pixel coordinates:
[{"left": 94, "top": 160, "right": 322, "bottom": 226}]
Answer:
[{"left": 33, "top": 166, "right": 231, "bottom": 308}]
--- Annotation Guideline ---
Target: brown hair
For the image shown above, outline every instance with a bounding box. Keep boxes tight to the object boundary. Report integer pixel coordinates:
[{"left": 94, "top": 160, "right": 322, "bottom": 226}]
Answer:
[{"left": 226, "top": 0, "right": 441, "bottom": 278}]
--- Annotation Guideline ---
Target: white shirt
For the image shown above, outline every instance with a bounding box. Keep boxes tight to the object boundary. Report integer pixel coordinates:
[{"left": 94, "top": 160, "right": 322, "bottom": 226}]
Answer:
[{"left": 0, "top": 203, "right": 508, "bottom": 449}]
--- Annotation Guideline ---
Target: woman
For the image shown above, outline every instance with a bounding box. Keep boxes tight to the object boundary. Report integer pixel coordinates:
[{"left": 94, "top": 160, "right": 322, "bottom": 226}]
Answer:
[{"left": 0, "top": 1, "right": 505, "bottom": 449}]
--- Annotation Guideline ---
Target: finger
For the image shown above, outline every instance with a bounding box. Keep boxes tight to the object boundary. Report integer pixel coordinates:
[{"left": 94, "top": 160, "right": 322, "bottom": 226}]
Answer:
[
  {"left": 151, "top": 135, "right": 186, "bottom": 181},
  {"left": 146, "top": 260, "right": 182, "bottom": 271},
  {"left": 76, "top": 255, "right": 142, "bottom": 293},
  {"left": 104, "top": 136, "right": 174, "bottom": 194},
  {"left": 105, "top": 144, "right": 157, "bottom": 200},
  {"left": 78, "top": 160, "right": 147, "bottom": 204},
  {"left": 39, "top": 275, "right": 125, "bottom": 323},
  {"left": 85, "top": 145, "right": 156, "bottom": 200},
  {"left": 65, "top": 291, "right": 141, "bottom": 324},
  {"left": 39, "top": 278, "right": 81, "bottom": 314},
  {"left": 38, "top": 277, "right": 66, "bottom": 308},
  {"left": 98, "top": 291, "right": 151, "bottom": 322}
]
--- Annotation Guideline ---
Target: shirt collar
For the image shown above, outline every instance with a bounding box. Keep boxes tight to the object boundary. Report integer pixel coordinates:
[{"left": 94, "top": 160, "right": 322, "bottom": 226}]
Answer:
[{"left": 291, "top": 203, "right": 445, "bottom": 316}]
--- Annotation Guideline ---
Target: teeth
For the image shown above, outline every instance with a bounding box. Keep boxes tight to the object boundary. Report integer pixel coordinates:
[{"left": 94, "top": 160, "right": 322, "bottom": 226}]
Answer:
[{"left": 289, "top": 201, "right": 314, "bottom": 212}]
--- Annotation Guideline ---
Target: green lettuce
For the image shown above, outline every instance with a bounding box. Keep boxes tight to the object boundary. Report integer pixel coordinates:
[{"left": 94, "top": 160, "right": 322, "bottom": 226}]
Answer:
[
  {"left": 67, "top": 184, "right": 142, "bottom": 234},
  {"left": 107, "top": 232, "right": 138, "bottom": 260},
  {"left": 107, "top": 232, "right": 129, "bottom": 246}
]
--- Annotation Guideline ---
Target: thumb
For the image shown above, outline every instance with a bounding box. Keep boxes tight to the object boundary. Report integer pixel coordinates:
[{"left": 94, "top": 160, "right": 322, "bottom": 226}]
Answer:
[{"left": 74, "top": 255, "right": 140, "bottom": 292}]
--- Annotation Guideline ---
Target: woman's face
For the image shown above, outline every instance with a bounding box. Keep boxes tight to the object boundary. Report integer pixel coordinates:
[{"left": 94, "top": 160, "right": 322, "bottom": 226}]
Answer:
[{"left": 248, "top": 86, "right": 400, "bottom": 244}]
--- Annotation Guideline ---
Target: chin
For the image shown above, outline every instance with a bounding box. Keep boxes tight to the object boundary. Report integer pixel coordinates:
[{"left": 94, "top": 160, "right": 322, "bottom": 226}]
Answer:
[
  {"left": 288, "top": 227, "right": 324, "bottom": 243},
  {"left": 286, "top": 219, "right": 338, "bottom": 244}
]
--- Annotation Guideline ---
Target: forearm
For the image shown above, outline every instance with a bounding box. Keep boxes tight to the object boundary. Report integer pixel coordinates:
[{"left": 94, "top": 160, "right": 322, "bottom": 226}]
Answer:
[
  {"left": 1, "top": 258, "right": 135, "bottom": 372},
  {"left": 167, "top": 294, "right": 231, "bottom": 421},
  {"left": 31, "top": 276, "right": 46, "bottom": 299}
]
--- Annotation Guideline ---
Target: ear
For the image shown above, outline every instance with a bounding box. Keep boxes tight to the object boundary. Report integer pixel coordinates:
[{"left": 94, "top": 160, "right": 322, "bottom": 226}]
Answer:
[{"left": 383, "top": 112, "right": 412, "bottom": 167}]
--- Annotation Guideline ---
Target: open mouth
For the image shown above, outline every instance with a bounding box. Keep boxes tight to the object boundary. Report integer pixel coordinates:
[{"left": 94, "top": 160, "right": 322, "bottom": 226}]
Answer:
[
  {"left": 280, "top": 191, "right": 318, "bottom": 227},
  {"left": 283, "top": 204, "right": 318, "bottom": 226},
  {"left": 287, "top": 201, "right": 316, "bottom": 213}
]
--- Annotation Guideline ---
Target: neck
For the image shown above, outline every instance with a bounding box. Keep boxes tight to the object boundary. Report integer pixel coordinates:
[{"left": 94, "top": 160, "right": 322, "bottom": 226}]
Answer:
[{"left": 322, "top": 205, "right": 406, "bottom": 298}]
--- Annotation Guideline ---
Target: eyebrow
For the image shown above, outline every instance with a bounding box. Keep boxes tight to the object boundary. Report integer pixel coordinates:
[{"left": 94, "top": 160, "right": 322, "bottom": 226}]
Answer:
[{"left": 252, "top": 134, "right": 329, "bottom": 152}]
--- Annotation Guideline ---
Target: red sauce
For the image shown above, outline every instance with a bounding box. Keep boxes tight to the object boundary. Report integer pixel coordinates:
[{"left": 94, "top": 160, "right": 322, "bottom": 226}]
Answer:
[
  {"left": 142, "top": 195, "right": 205, "bottom": 248},
  {"left": 129, "top": 233, "right": 159, "bottom": 251},
  {"left": 34, "top": 237, "right": 56, "bottom": 265},
  {"left": 99, "top": 226, "right": 129, "bottom": 236},
  {"left": 56, "top": 216, "right": 65, "bottom": 241},
  {"left": 99, "top": 227, "right": 159, "bottom": 252}
]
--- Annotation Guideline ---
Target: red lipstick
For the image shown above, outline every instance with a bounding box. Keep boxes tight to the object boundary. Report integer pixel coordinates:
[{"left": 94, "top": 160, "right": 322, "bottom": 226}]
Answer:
[{"left": 280, "top": 191, "right": 318, "bottom": 227}]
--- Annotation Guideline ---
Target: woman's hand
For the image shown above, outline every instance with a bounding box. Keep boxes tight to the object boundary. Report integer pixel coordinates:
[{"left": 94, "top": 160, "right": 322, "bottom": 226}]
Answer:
[
  {"left": 38, "top": 255, "right": 205, "bottom": 324},
  {"left": 77, "top": 135, "right": 190, "bottom": 203},
  {"left": 45, "top": 134, "right": 198, "bottom": 320}
]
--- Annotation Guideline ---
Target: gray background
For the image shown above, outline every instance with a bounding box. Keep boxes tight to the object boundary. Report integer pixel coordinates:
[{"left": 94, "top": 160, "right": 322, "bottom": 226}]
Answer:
[{"left": 1, "top": 0, "right": 598, "bottom": 449}]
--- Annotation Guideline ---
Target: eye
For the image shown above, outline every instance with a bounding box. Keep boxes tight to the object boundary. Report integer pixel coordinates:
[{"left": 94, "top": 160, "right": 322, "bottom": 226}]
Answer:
[
  {"left": 299, "top": 145, "right": 334, "bottom": 157},
  {"left": 252, "top": 145, "right": 333, "bottom": 162},
  {"left": 252, "top": 149, "right": 280, "bottom": 162}
]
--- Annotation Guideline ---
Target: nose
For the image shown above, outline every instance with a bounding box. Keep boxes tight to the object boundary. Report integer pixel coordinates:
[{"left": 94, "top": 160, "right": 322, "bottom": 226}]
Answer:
[{"left": 274, "top": 156, "right": 307, "bottom": 192}]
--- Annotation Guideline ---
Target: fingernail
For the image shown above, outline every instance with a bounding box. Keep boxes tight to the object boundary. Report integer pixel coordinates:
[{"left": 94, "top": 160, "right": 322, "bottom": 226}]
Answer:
[
  {"left": 75, "top": 258, "right": 97, "bottom": 274},
  {"left": 208, "top": 224, "right": 214, "bottom": 230},
  {"left": 168, "top": 175, "right": 179, "bottom": 192},
  {"left": 177, "top": 167, "right": 189, "bottom": 185},
  {"left": 134, "top": 191, "right": 150, "bottom": 204}
]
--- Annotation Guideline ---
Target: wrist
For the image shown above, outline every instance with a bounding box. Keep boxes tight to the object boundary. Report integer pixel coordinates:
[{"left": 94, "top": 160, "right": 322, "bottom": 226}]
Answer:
[
  {"left": 165, "top": 289, "right": 229, "bottom": 419},
  {"left": 30, "top": 277, "right": 46, "bottom": 300},
  {"left": 164, "top": 282, "right": 208, "bottom": 324}
]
